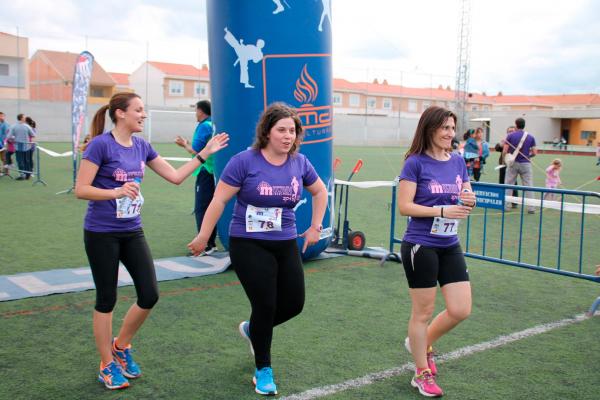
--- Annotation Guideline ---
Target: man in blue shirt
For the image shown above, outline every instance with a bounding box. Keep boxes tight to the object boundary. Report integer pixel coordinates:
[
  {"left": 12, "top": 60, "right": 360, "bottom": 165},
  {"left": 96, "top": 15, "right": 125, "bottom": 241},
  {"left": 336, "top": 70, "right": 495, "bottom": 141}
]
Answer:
[{"left": 175, "top": 100, "right": 217, "bottom": 255}]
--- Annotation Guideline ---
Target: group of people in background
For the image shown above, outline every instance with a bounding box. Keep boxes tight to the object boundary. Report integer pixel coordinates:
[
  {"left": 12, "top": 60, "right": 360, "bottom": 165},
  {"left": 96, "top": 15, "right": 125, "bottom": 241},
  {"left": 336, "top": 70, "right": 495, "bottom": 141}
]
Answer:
[{"left": 0, "top": 112, "right": 38, "bottom": 180}]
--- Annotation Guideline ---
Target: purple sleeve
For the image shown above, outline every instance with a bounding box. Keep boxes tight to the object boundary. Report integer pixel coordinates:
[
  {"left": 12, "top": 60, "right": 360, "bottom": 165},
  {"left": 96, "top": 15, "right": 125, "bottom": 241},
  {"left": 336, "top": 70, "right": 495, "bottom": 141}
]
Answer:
[
  {"left": 145, "top": 140, "right": 158, "bottom": 162},
  {"left": 399, "top": 156, "right": 419, "bottom": 183},
  {"left": 303, "top": 155, "right": 319, "bottom": 186},
  {"left": 530, "top": 136, "right": 537, "bottom": 147},
  {"left": 220, "top": 153, "right": 245, "bottom": 187},
  {"left": 82, "top": 138, "right": 104, "bottom": 167}
]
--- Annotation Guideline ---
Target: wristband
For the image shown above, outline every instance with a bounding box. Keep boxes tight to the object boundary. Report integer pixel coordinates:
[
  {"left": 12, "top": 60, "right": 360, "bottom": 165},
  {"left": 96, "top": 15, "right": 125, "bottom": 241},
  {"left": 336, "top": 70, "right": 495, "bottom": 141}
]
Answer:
[
  {"left": 196, "top": 153, "right": 206, "bottom": 164},
  {"left": 440, "top": 207, "right": 444, "bottom": 218},
  {"left": 311, "top": 224, "right": 323, "bottom": 232}
]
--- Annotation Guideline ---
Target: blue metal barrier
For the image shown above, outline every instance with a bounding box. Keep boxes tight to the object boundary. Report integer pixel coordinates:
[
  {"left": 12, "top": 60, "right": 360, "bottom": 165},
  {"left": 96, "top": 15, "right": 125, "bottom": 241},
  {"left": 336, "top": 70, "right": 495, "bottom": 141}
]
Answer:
[{"left": 389, "top": 182, "right": 600, "bottom": 314}]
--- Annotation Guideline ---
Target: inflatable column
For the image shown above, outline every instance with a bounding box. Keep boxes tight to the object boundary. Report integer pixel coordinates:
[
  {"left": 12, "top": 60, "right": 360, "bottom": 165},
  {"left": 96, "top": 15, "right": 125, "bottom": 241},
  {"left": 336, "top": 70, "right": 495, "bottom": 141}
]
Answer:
[{"left": 207, "top": 0, "right": 334, "bottom": 259}]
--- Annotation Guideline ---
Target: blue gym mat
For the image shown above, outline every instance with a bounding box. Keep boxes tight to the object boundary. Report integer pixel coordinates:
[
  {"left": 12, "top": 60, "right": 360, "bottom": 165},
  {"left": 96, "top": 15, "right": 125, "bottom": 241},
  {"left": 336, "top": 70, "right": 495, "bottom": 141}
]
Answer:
[
  {"left": 0, "top": 253, "right": 231, "bottom": 302},
  {"left": 0, "top": 249, "right": 348, "bottom": 302}
]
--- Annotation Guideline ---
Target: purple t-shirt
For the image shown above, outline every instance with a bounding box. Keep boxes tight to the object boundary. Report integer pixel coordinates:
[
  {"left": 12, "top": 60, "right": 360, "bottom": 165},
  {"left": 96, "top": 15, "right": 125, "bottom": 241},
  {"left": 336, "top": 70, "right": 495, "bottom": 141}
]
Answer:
[
  {"left": 399, "top": 153, "right": 470, "bottom": 248},
  {"left": 82, "top": 132, "right": 158, "bottom": 232},
  {"left": 220, "top": 149, "right": 319, "bottom": 240},
  {"left": 506, "top": 130, "right": 536, "bottom": 163}
]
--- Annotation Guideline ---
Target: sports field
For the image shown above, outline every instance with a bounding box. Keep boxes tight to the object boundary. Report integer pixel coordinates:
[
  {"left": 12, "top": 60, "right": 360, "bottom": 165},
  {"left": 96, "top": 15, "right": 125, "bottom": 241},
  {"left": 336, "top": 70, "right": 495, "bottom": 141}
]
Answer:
[{"left": 1, "top": 143, "right": 599, "bottom": 399}]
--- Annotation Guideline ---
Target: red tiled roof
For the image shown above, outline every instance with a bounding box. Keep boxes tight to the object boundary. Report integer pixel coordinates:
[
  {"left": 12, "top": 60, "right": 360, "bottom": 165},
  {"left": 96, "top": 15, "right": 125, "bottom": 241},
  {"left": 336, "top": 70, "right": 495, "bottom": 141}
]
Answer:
[
  {"left": 333, "top": 78, "right": 600, "bottom": 107},
  {"left": 148, "top": 61, "right": 209, "bottom": 78},
  {"left": 333, "top": 78, "right": 493, "bottom": 104},
  {"left": 34, "top": 49, "right": 116, "bottom": 86},
  {"left": 109, "top": 72, "right": 129, "bottom": 86}
]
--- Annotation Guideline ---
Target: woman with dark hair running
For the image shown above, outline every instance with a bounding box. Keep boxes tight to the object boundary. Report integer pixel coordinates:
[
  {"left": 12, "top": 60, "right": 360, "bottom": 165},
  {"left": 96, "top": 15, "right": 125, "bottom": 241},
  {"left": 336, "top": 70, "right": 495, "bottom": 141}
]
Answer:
[
  {"left": 396, "top": 106, "right": 476, "bottom": 397},
  {"left": 188, "top": 102, "right": 328, "bottom": 396},
  {"left": 75, "top": 92, "right": 228, "bottom": 390}
]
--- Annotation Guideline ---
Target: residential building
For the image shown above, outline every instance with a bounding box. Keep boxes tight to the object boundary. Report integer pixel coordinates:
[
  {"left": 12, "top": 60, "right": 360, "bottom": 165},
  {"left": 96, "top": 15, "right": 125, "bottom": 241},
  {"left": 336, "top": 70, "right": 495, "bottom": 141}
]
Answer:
[
  {"left": 130, "top": 61, "right": 210, "bottom": 107},
  {"left": 109, "top": 72, "right": 132, "bottom": 92},
  {"left": 0, "top": 32, "right": 29, "bottom": 100},
  {"left": 29, "top": 49, "right": 116, "bottom": 103}
]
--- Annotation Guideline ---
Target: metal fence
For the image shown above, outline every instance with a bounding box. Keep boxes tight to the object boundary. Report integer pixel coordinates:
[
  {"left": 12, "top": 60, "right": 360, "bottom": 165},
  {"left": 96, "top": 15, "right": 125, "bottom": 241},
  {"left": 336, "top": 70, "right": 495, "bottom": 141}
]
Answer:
[{"left": 389, "top": 182, "right": 600, "bottom": 313}]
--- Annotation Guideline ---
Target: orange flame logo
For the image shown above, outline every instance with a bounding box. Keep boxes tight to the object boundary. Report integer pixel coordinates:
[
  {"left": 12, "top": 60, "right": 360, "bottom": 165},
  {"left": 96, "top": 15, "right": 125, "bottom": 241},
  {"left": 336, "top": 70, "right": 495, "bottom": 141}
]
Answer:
[{"left": 294, "top": 64, "right": 318, "bottom": 105}]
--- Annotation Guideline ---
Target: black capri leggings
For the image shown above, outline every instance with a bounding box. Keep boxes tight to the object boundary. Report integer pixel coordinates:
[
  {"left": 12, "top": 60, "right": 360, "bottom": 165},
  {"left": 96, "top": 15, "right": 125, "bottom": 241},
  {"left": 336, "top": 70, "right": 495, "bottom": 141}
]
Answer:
[
  {"left": 229, "top": 237, "right": 305, "bottom": 369},
  {"left": 84, "top": 229, "right": 159, "bottom": 313}
]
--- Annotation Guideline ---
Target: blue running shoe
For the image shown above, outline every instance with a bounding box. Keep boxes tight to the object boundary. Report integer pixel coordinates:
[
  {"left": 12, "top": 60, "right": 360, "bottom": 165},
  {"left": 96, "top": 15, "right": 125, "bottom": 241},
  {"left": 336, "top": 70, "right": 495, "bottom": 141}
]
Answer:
[
  {"left": 253, "top": 367, "right": 278, "bottom": 396},
  {"left": 238, "top": 321, "right": 255, "bottom": 356},
  {"left": 112, "top": 338, "right": 142, "bottom": 378},
  {"left": 98, "top": 361, "right": 129, "bottom": 390}
]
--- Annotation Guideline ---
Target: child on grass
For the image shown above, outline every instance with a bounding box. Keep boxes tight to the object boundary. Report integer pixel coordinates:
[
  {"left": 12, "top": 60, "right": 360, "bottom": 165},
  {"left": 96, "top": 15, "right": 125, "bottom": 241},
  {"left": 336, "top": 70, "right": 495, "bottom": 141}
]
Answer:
[{"left": 544, "top": 159, "right": 562, "bottom": 200}]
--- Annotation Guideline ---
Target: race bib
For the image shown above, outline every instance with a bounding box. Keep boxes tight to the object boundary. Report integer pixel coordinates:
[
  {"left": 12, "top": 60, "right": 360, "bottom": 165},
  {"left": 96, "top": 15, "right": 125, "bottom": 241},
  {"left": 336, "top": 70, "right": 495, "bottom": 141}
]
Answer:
[
  {"left": 116, "top": 192, "right": 144, "bottom": 219},
  {"left": 245, "top": 204, "right": 282, "bottom": 232},
  {"left": 430, "top": 206, "right": 459, "bottom": 236}
]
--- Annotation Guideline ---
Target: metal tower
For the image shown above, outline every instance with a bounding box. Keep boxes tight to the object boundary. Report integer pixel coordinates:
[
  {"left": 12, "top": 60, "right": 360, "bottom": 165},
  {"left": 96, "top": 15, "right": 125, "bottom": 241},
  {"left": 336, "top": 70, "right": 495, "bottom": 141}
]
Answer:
[{"left": 454, "top": 0, "right": 471, "bottom": 135}]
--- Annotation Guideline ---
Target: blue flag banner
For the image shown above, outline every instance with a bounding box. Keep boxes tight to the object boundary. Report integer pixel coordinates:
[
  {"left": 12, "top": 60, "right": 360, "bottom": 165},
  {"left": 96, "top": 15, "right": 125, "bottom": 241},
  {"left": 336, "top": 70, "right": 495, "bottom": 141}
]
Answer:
[
  {"left": 471, "top": 183, "right": 505, "bottom": 210},
  {"left": 70, "top": 51, "right": 94, "bottom": 188}
]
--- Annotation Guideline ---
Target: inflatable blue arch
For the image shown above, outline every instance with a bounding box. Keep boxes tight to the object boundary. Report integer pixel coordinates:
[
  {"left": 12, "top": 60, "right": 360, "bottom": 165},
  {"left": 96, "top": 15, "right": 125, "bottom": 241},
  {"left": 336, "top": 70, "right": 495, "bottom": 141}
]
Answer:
[{"left": 207, "top": 0, "right": 334, "bottom": 259}]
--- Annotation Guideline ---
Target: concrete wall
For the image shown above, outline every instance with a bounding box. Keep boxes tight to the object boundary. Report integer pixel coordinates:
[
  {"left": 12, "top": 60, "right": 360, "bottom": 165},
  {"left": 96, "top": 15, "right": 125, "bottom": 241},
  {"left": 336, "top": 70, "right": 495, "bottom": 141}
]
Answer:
[
  {"left": 3, "top": 98, "right": 599, "bottom": 148},
  {"left": 0, "top": 99, "right": 198, "bottom": 143}
]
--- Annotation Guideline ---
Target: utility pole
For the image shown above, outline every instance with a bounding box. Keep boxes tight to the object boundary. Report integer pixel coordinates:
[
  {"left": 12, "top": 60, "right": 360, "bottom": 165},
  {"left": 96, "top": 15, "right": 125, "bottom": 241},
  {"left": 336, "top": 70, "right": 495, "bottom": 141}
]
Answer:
[{"left": 454, "top": 0, "right": 471, "bottom": 135}]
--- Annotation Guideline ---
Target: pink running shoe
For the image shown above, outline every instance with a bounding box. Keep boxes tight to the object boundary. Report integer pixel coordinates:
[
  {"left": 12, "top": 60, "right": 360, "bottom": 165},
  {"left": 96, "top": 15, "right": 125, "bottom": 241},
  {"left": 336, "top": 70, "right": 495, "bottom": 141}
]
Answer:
[
  {"left": 411, "top": 368, "right": 443, "bottom": 397},
  {"left": 404, "top": 337, "right": 438, "bottom": 376}
]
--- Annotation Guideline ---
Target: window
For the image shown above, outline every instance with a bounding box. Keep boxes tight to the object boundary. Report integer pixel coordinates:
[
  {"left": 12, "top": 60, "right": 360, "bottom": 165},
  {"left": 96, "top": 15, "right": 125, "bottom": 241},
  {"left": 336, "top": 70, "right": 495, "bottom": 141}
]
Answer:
[
  {"left": 349, "top": 94, "right": 360, "bottom": 107},
  {"left": 383, "top": 98, "right": 392, "bottom": 110},
  {"left": 408, "top": 100, "right": 417, "bottom": 112},
  {"left": 195, "top": 82, "right": 208, "bottom": 97},
  {"left": 0, "top": 64, "right": 8, "bottom": 76},
  {"left": 483, "top": 105, "right": 490, "bottom": 112},
  {"left": 169, "top": 80, "right": 184, "bottom": 96},
  {"left": 332, "top": 92, "right": 342, "bottom": 105},
  {"left": 422, "top": 101, "right": 431, "bottom": 110},
  {"left": 367, "top": 97, "right": 376, "bottom": 109},
  {"left": 90, "top": 87, "right": 104, "bottom": 97},
  {"left": 581, "top": 130, "right": 596, "bottom": 140},
  {"left": 471, "top": 105, "right": 479, "bottom": 111}
]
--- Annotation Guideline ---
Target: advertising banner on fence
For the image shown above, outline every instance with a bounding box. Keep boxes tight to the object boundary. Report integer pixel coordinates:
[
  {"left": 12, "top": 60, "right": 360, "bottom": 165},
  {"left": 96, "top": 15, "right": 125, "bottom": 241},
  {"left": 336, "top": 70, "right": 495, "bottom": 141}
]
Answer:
[{"left": 471, "top": 183, "right": 505, "bottom": 210}]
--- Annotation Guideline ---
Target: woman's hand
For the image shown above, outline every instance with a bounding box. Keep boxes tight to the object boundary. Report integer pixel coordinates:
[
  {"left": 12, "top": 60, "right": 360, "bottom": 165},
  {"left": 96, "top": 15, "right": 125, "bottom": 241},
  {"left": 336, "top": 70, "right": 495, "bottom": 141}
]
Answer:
[
  {"left": 442, "top": 205, "right": 472, "bottom": 219},
  {"left": 299, "top": 226, "right": 321, "bottom": 253},
  {"left": 459, "top": 190, "right": 477, "bottom": 207},
  {"left": 204, "top": 133, "right": 230, "bottom": 155},
  {"left": 187, "top": 235, "right": 208, "bottom": 256},
  {"left": 114, "top": 181, "right": 140, "bottom": 200}
]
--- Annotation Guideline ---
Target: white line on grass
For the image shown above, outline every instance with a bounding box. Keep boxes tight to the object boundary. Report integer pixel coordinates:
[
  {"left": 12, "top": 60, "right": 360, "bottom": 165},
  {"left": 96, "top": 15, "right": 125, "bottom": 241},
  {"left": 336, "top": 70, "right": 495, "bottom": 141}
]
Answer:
[{"left": 281, "top": 313, "right": 594, "bottom": 400}]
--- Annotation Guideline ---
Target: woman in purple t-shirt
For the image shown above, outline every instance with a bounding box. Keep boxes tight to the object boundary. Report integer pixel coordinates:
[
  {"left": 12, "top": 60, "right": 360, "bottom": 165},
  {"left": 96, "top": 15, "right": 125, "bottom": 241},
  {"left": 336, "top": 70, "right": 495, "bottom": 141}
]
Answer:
[
  {"left": 188, "top": 103, "right": 328, "bottom": 396},
  {"left": 75, "top": 92, "right": 228, "bottom": 390},
  {"left": 397, "top": 106, "right": 476, "bottom": 397}
]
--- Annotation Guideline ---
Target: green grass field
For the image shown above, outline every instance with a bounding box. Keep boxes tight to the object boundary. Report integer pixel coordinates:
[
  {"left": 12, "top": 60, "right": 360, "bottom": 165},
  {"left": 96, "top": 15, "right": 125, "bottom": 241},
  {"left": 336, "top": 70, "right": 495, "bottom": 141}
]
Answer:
[{"left": 1, "top": 143, "right": 599, "bottom": 399}]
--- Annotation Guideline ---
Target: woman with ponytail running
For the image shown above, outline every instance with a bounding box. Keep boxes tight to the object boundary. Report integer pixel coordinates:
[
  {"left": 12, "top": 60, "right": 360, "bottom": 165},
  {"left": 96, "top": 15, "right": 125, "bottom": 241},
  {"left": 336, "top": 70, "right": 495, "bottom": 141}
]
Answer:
[{"left": 75, "top": 92, "right": 228, "bottom": 390}]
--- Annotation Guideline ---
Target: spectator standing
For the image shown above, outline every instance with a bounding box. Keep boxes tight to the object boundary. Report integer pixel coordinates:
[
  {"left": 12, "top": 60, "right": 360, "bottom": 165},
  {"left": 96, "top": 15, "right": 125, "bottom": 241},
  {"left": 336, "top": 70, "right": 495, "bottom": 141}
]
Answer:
[
  {"left": 175, "top": 100, "right": 218, "bottom": 255},
  {"left": 6, "top": 114, "right": 35, "bottom": 180},
  {"left": 503, "top": 117, "right": 537, "bottom": 213},
  {"left": 0, "top": 112, "right": 9, "bottom": 175}
]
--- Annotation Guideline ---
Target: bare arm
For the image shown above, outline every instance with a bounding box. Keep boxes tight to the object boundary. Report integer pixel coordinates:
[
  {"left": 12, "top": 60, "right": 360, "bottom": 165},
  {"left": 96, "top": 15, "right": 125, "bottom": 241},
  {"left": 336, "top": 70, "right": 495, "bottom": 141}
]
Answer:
[
  {"left": 397, "top": 179, "right": 472, "bottom": 220},
  {"left": 187, "top": 181, "right": 240, "bottom": 255},
  {"left": 298, "top": 178, "right": 328, "bottom": 253},
  {"left": 174, "top": 136, "right": 196, "bottom": 155},
  {"left": 147, "top": 133, "right": 229, "bottom": 185},
  {"left": 75, "top": 159, "right": 139, "bottom": 201}
]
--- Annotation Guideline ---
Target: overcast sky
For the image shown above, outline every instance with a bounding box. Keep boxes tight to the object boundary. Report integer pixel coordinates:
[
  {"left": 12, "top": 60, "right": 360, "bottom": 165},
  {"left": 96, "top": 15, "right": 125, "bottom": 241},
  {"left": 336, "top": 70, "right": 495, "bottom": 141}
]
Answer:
[{"left": 2, "top": 0, "right": 599, "bottom": 95}]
